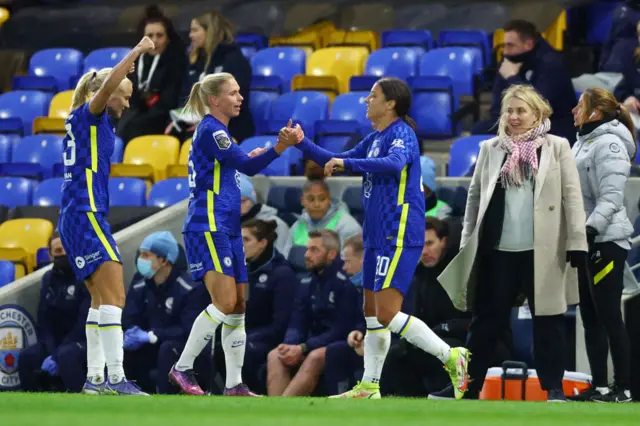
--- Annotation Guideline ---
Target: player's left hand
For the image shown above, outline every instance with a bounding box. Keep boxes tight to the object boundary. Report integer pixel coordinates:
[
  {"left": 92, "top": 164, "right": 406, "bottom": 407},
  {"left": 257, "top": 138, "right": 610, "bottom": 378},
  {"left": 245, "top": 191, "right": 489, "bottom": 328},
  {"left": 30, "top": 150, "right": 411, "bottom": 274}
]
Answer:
[
  {"left": 324, "top": 158, "right": 344, "bottom": 176},
  {"left": 248, "top": 147, "right": 267, "bottom": 158},
  {"left": 282, "top": 345, "right": 303, "bottom": 366},
  {"left": 41, "top": 355, "right": 59, "bottom": 376},
  {"left": 124, "top": 326, "right": 150, "bottom": 350}
]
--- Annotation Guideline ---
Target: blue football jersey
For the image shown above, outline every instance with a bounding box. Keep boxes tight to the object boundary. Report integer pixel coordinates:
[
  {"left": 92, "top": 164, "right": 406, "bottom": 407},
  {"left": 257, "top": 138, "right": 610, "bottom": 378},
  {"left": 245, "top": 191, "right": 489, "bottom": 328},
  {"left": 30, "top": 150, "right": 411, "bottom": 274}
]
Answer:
[
  {"left": 183, "top": 115, "right": 243, "bottom": 235},
  {"left": 349, "top": 120, "right": 425, "bottom": 248},
  {"left": 60, "top": 103, "right": 115, "bottom": 214}
]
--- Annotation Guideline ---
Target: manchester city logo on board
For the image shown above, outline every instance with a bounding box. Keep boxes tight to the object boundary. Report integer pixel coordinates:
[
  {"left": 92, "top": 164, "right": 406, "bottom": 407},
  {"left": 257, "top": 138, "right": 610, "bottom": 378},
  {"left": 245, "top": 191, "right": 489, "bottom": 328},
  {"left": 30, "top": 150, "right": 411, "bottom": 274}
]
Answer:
[{"left": 0, "top": 305, "right": 37, "bottom": 390}]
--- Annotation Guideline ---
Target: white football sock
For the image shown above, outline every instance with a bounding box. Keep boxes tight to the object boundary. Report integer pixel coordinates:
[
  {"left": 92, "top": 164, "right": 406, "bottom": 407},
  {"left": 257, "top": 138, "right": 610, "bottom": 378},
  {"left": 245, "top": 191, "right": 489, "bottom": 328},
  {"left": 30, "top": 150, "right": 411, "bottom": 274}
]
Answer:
[
  {"left": 361, "top": 317, "right": 390, "bottom": 386},
  {"left": 99, "top": 305, "right": 125, "bottom": 383},
  {"left": 388, "top": 311, "right": 450, "bottom": 362},
  {"left": 86, "top": 308, "right": 105, "bottom": 384},
  {"left": 176, "top": 304, "right": 225, "bottom": 371},
  {"left": 222, "top": 314, "right": 246, "bottom": 389}
]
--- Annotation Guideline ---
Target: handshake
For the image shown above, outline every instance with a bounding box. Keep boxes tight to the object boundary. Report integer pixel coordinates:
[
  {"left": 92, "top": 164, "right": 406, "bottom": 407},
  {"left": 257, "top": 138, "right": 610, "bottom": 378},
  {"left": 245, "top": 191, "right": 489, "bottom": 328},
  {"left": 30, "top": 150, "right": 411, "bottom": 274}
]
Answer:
[{"left": 277, "top": 119, "right": 305, "bottom": 147}]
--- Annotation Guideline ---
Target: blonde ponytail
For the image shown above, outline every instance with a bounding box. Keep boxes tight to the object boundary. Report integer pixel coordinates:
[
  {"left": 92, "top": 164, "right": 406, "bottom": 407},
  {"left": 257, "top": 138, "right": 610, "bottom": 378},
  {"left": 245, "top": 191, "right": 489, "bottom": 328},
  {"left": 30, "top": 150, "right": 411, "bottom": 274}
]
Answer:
[
  {"left": 184, "top": 82, "right": 207, "bottom": 120},
  {"left": 184, "top": 72, "right": 236, "bottom": 121},
  {"left": 70, "top": 68, "right": 112, "bottom": 110}
]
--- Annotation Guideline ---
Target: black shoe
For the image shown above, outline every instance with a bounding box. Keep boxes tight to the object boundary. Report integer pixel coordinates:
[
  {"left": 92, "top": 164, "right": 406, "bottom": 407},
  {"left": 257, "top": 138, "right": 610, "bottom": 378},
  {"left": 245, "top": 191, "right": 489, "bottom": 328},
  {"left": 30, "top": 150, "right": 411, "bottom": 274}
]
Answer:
[
  {"left": 591, "top": 386, "right": 632, "bottom": 403},
  {"left": 428, "top": 384, "right": 455, "bottom": 400},
  {"left": 567, "top": 385, "right": 601, "bottom": 402},
  {"left": 547, "top": 388, "right": 567, "bottom": 402}
]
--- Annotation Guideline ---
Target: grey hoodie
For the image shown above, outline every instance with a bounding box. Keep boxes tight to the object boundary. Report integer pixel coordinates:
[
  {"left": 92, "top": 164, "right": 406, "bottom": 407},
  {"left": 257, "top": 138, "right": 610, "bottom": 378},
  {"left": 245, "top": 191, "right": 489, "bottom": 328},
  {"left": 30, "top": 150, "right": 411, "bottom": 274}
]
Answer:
[
  {"left": 254, "top": 204, "right": 290, "bottom": 255},
  {"left": 572, "top": 120, "right": 636, "bottom": 249},
  {"left": 283, "top": 199, "right": 362, "bottom": 258}
]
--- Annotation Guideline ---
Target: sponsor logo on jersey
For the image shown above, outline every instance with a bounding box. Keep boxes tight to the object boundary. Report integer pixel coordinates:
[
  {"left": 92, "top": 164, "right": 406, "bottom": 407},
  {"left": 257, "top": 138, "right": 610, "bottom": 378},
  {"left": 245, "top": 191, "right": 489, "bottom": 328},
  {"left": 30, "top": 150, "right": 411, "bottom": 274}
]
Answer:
[
  {"left": 0, "top": 305, "right": 37, "bottom": 390},
  {"left": 189, "top": 262, "right": 204, "bottom": 273},
  {"left": 390, "top": 139, "right": 405, "bottom": 150},
  {"left": 213, "top": 130, "right": 232, "bottom": 150}
]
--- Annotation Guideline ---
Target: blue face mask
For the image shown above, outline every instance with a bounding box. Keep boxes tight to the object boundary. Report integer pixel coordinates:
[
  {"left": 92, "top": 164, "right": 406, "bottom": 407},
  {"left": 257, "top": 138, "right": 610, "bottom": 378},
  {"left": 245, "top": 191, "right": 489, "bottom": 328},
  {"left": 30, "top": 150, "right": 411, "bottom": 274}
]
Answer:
[
  {"left": 349, "top": 270, "right": 363, "bottom": 287},
  {"left": 136, "top": 258, "right": 157, "bottom": 278}
]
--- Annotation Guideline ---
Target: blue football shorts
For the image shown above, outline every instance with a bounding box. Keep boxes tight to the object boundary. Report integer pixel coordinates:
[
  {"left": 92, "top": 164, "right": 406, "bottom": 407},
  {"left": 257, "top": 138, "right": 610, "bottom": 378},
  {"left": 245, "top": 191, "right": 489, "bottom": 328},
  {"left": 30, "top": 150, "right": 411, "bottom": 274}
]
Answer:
[
  {"left": 183, "top": 231, "right": 248, "bottom": 283},
  {"left": 362, "top": 245, "right": 422, "bottom": 295}
]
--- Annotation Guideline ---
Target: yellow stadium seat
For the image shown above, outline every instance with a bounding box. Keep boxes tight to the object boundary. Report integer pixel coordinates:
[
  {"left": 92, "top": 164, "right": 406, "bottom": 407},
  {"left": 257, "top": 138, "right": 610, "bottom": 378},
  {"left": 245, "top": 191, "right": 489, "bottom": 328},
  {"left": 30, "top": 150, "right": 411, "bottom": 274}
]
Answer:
[
  {"left": 542, "top": 10, "right": 567, "bottom": 51},
  {"left": 270, "top": 31, "right": 321, "bottom": 55},
  {"left": 327, "top": 30, "right": 379, "bottom": 52},
  {"left": 493, "top": 28, "right": 504, "bottom": 63},
  {"left": 291, "top": 75, "right": 339, "bottom": 102},
  {"left": 32, "top": 90, "right": 73, "bottom": 135},
  {"left": 179, "top": 139, "right": 191, "bottom": 165},
  {"left": 299, "top": 20, "right": 336, "bottom": 47},
  {"left": 111, "top": 135, "right": 180, "bottom": 182},
  {"left": 0, "top": 219, "right": 53, "bottom": 274},
  {"left": 0, "top": 7, "right": 9, "bottom": 27},
  {"left": 306, "top": 47, "right": 368, "bottom": 94},
  {"left": 166, "top": 138, "right": 191, "bottom": 178}
]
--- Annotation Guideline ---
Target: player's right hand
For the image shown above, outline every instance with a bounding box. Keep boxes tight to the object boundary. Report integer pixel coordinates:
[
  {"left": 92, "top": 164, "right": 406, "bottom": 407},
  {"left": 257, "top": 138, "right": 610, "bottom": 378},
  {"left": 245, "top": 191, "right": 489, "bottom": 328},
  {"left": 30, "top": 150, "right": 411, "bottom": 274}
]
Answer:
[
  {"left": 347, "top": 330, "right": 363, "bottom": 348},
  {"left": 277, "top": 119, "right": 300, "bottom": 147},
  {"left": 136, "top": 36, "right": 155, "bottom": 54}
]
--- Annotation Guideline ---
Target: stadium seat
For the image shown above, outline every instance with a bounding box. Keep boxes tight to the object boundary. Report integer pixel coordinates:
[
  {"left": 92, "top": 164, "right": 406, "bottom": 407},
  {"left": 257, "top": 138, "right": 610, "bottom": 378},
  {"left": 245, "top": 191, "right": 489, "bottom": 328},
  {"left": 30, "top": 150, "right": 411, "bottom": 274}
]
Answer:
[
  {"left": 0, "top": 177, "right": 34, "bottom": 207},
  {"left": 147, "top": 178, "right": 190, "bottom": 208},
  {"left": 250, "top": 75, "right": 283, "bottom": 135},
  {"left": 0, "top": 7, "right": 8, "bottom": 27},
  {"left": 237, "top": 33, "right": 269, "bottom": 50},
  {"left": 4, "top": 135, "right": 64, "bottom": 179},
  {"left": 438, "top": 30, "right": 490, "bottom": 67},
  {"left": 342, "top": 186, "right": 363, "bottom": 224},
  {"left": 109, "top": 177, "right": 147, "bottom": 207},
  {"left": 327, "top": 30, "right": 379, "bottom": 53},
  {"left": 12, "top": 75, "right": 58, "bottom": 93},
  {"left": 32, "top": 178, "right": 64, "bottom": 206},
  {"left": 7, "top": 206, "right": 59, "bottom": 233},
  {"left": 329, "top": 92, "right": 369, "bottom": 129},
  {"left": 542, "top": 10, "right": 567, "bottom": 51},
  {"left": 306, "top": 47, "right": 369, "bottom": 94},
  {"left": 111, "top": 135, "right": 180, "bottom": 182},
  {"left": 381, "top": 30, "right": 433, "bottom": 54},
  {"left": 111, "top": 136, "right": 124, "bottom": 164},
  {"left": 493, "top": 28, "right": 505, "bottom": 63},
  {"left": 179, "top": 139, "right": 191, "bottom": 165},
  {"left": 0, "top": 134, "right": 17, "bottom": 163},
  {"left": 239, "top": 136, "right": 293, "bottom": 176},
  {"left": 18, "top": 48, "right": 83, "bottom": 92},
  {"left": 251, "top": 47, "right": 306, "bottom": 92},
  {"left": 270, "top": 32, "right": 321, "bottom": 56},
  {"left": 315, "top": 120, "right": 363, "bottom": 153},
  {"left": 267, "top": 91, "right": 329, "bottom": 140},
  {"left": 36, "top": 247, "right": 50, "bottom": 270},
  {"left": 409, "top": 76, "right": 459, "bottom": 139},
  {"left": 287, "top": 245, "right": 307, "bottom": 271},
  {"left": 166, "top": 139, "right": 190, "bottom": 179},
  {"left": 0, "top": 218, "right": 53, "bottom": 275},
  {"left": 266, "top": 185, "right": 303, "bottom": 214},
  {"left": 419, "top": 48, "right": 480, "bottom": 98},
  {"left": 448, "top": 135, "right": 488, "bottom": 177},
  {"left": 362, "top": 47, "right": 420, "bottom": 81},
  {"left": 0, "top": 260, "right": 15, "bottom": 288},
  {"left": 291, "top": 75, "right": 340, "bottom": 102},
  {"left": 0, "top": 91, "right": 52, "bottom": 136},
  {"left": 32, "top": 90, "right": 73, "bottom": 134},
  {"left": 586, "top": 3, "right": 616, "bottom": 45},
  {"left": 84, "top": 47, "right": 131, "bottom": 73}
]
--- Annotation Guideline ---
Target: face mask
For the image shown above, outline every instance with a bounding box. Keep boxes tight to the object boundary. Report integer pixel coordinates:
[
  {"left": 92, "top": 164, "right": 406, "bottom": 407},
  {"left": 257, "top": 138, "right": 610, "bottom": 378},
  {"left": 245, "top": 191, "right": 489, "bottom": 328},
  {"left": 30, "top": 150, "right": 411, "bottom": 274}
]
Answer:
[
  {"left": 503, "top": 49, "right": 533, "bottom": 64},
  {"left": 53, "top": 255, "right": 73, "bottom": 274},
  {"left": 349, "top": 270, "right": 363, "bottom": 287},
  {"left": 136, "top": 258, "right": 158, "bottom": 278}
]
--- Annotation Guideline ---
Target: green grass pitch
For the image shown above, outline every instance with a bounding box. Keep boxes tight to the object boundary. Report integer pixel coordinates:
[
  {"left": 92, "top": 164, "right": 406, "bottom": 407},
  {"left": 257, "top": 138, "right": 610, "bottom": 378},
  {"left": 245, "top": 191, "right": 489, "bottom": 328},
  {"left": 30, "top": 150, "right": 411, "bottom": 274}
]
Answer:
[{"left": 2, "top": 393, "right": 640, "bottom": 426}]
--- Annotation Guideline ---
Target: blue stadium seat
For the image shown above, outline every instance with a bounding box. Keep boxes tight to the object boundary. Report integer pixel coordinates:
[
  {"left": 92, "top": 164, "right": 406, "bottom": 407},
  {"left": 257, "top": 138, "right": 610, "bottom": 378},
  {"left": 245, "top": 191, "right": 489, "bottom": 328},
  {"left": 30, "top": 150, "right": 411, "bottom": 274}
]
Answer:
[
  {"left": 586, "top": 2, "right": 617, "bottom": 45},
  {"left": 12, "top": 76, "right": 58, "bottom": 93},
  {"left": 329, "top": 92, "right": 369, "bottom": 129},
  {"left": 112, "top": 136, "right": 124, "bottom": 163},
  {"left": 363, "top": 47, "right": 420, "bottom": 81},
  {"left": 108, "top": 177, "right": 147, "bottom": 207},
  {"left": 409, "top": 76, "right": 459, "bottom": 138},
  {"left": 32, "top": 178, "right": 64, "bottom": 206},
  {"left": 241, "top": 46, "right": 258, "bottom": 61},
  {"left": 0, "top": 91, "right": 53, "bottom": 136},
  {"left": 237, "top": 32, "right": 269, "bottom": 50},
  {"left": 36, "top": 247, "right": 51, "bottom": 270},
  {"left": 419, "top": 48, "right": 481, "bottom": 98},
  {"left": 0, "top": 134, "right": 17, "bottom": 163},
  {"left": 0, "top": 177, "right": 34, "bottom": 207},
  {"left": 267, "top": 185, "right": 303, "bottom": 215},
  {"left": 315, "top": 120, "right": 363, "bottom": 153},
  {"left": 84, "top": 48, "right": 131, "bottom": 73},
  {"left": 239, "top": 136, "right": 293, "bottom": 176},
  {"left": 342, "top": 186, "right": 363, "bottom": 224},
  {"left": 438, "top": 30, "right": 490, "bottom": 67},
  {"left": 381, "top": 30, "right": 433, "bottom": 54},
  {"left": 250, "top": 76, "right": 283, "bottom": 135},
  {"left": 147, "top": 178, "right": 190, "bottom": 208},
  {"left": 252, "top": 47, "right": 306, "bottom": 92},
  {"left": 0, "top": 260, "right": 15, "bottom": 288},
  {"left": 267, "top": 91, "right": 329, "bottom": 139},
  {"left": 5, "top": 135, "right": 65, "bottom": 179},
  {"left": 448, "top": 135, "right": 488, "bottom": 177},
  {"left": 17, "top": 48, "right": 83, "bottom": 92}
]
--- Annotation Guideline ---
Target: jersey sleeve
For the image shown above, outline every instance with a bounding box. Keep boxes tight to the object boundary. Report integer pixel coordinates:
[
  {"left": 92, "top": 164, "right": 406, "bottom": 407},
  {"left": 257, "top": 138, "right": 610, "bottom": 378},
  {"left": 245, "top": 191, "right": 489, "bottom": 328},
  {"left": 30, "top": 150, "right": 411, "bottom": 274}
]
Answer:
[
  {"left": 200, "top": 127, "right": 279, "bottom": 176},
  {"left": 296, "top": 133, "right": 373, "bottom": 166},
  {"left": 343, "top": 126, "right": 414, "bottom": 173}
]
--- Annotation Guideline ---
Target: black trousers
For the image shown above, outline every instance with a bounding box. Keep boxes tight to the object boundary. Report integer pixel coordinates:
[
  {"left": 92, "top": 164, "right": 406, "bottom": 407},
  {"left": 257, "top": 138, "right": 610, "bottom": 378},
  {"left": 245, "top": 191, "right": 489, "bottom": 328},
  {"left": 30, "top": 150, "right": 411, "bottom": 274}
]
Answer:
[
  {"left": 578, "top": 242, "right": 631, "bottom": 389},
  {"left": 465, "top": 250, "right": 566, "bottom": 397}
]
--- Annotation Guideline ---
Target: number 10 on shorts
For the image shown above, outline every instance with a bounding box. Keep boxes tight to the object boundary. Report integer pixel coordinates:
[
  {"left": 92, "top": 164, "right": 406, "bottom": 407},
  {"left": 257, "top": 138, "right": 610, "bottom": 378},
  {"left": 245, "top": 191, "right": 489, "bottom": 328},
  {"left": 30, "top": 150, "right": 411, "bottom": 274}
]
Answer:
[{"left": 376, "top": 255, "right": 390, "bottom": 277}]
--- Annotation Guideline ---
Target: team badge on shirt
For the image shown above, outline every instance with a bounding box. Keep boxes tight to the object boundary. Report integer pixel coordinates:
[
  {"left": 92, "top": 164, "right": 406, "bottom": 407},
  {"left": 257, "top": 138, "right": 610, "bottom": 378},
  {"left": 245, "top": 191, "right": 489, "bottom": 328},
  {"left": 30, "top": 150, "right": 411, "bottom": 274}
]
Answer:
[{"left": 213, "top": 130, "right": 232, "bottom": 150}]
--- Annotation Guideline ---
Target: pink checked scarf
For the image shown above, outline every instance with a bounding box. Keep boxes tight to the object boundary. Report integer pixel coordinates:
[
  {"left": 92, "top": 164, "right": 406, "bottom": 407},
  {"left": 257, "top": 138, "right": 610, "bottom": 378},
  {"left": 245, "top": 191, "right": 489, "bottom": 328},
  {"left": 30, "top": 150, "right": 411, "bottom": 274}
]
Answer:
[{"left": 497, "top": 118, "right": 551, "bottom": 188}]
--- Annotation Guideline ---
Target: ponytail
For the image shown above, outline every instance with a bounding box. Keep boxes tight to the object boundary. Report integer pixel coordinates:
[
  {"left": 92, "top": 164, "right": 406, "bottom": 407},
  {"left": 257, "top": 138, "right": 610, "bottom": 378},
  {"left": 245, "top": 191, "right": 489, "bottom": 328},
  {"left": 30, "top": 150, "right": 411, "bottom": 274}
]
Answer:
[
  {"left": 71, "top": 69, "right": 112, "bottom": 111},
  {"left": 617, "top": 104, "right": 638, "bottom": 161},
  {"left": 184, "top": 82, "right": 207, "bottom": 120},
  {"left": 403, "top": 115, "right": 417, "bottom": 131}
]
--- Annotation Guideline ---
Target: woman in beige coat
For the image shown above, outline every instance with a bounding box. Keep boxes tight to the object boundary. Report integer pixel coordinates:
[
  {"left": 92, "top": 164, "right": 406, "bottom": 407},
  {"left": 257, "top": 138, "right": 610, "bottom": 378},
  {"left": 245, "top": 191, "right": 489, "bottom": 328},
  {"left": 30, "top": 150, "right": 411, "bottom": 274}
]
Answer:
[{"left": 430, "top": 85, "right": 588, "bottom": 402}]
